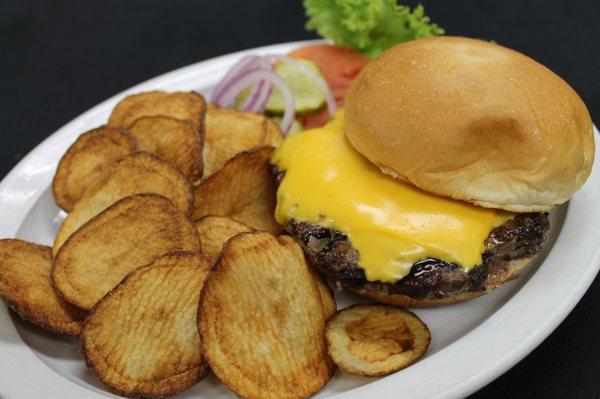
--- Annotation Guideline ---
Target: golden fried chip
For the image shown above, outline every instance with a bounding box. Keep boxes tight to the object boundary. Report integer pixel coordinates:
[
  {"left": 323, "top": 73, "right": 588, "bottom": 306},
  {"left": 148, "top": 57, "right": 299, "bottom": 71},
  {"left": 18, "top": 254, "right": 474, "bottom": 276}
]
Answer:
[
  {"left": 53, "top": 152, "right": 193, "bottom": 255},
  {"left": 81, "top": 252, "right": 210, "bottom": 398},
  {"left": 325, "top": 304, "right": 430, "bottom": 377},
  {"left": 193, "top": 146, "right": 283, "bottom": 234},
  {"left": 265, "top": 118, "right": 285, "bottom": 147},
  {"left": 53, "top": 194, "right": 200, "bottom": 311},
  {"left": 128, "top": 116, "right": 203, "bottom": 181},
  {"left": 52, "top": 126, "right": 138, "bottom": 212},
  {"left": 0, "top": 240, "right": 83, "bottom": 335},
  {"left": 203, "top": 108, "right": 284, "bottom": 176},
  {"left": 195, "top": 216, "right": 253, "bottom": 259},
  {"left": 198, "top": 232, "right": 334, "bottom": 399},
  {"left": 108, "top": 90, "right": 206, "bottom": 132},
  {"left": 310, "top": 267, "right": 336, "bottom": 320}
]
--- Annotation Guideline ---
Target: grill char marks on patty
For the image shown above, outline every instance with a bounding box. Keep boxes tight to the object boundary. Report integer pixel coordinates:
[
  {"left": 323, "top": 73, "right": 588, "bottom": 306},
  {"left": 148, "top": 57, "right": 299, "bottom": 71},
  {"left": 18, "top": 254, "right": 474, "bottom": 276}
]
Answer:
[{"left": 288, "top": 213, "right": 550, "bottom": 300}]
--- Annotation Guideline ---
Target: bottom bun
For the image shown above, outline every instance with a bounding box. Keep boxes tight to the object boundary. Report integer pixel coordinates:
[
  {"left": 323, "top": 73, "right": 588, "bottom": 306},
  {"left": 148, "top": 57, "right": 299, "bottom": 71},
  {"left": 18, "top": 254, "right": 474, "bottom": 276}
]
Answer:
[{"left": 351, "top": 257, "right": 532, "bottom": 308}]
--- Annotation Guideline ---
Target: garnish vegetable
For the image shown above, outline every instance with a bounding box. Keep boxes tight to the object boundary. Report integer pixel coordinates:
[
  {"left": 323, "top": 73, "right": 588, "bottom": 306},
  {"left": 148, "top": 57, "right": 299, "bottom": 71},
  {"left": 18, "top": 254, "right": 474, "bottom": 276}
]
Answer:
[{"left": 304, "top": 0, "right": 443, "bottom": 59}]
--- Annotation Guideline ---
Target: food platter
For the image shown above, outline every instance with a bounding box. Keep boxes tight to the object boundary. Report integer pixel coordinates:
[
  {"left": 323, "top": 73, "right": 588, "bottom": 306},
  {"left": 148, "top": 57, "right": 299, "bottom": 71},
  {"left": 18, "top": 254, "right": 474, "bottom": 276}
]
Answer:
[{"left": 0, "top": 40, "right": 599, "bottom": 399}]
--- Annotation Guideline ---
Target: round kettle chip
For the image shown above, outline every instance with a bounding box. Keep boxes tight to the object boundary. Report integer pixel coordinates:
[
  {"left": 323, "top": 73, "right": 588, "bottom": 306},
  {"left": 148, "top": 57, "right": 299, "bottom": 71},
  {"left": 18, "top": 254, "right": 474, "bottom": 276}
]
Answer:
[
  {"left": 53, "top": 151, "right": 193, "bottom": 255},
  {"left": 0, "top": 239, "right": 83, "bottom": 335},
  {"left": 325, "top": 304, "right": 430, "bottom": 377},
  {"left": 52, "top": 194, "right": 200, "bottom": 311},
  {"left": 81, "top": 252, "right": 211, "bottom": 398},
  {"left": 198, "top": 232, "right": 335, "bottom": 399}
]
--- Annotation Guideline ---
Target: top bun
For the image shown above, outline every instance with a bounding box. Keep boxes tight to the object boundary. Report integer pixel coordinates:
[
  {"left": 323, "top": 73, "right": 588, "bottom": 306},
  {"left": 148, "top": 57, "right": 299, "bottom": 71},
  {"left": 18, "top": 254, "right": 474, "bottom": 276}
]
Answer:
[{"left": 345, "top": 36, "right": 595, "bottom": 212}]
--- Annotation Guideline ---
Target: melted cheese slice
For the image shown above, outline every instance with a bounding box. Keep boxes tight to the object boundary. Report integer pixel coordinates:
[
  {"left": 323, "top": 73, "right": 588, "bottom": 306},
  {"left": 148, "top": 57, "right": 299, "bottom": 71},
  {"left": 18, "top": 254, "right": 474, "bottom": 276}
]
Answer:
[{"left": 272, "top": 110, "right": 515, "bottom": 283}]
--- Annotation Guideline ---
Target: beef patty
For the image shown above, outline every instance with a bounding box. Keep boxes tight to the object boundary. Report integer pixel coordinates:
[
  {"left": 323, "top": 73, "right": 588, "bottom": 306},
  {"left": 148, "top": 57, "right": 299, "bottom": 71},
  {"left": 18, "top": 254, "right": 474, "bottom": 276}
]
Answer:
[{"left": 287, "top": 213, "right": 550, "bottom": 300}]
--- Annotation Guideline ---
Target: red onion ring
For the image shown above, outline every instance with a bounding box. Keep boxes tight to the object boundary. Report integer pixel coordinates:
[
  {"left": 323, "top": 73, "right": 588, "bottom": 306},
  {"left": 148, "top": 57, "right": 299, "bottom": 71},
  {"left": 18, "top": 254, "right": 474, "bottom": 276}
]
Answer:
[
  {"left": 252, "top": 83, "right": 274, "bottom": 114},
  {"left": 240, "top": 59, "right": 274, "bottom": 113},
  {"left": 240, "top": 79, "right": 265, "bottom": 112},
  {"left": 211, "top": 53, "right": 335, "bottom": 134},
  {"left": 210, "top": 55, "right": 260, "bottom": 103},
  {"left": 217, "top": 69, "right": 295, "bottom": 133}
]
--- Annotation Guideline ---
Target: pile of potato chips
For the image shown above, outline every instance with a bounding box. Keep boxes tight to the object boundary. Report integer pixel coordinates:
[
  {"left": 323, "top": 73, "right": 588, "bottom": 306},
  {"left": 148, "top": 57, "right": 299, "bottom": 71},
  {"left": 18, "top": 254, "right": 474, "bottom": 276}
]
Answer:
[{"left": 0, "top": 90, "right": 429, "bottom": 398}]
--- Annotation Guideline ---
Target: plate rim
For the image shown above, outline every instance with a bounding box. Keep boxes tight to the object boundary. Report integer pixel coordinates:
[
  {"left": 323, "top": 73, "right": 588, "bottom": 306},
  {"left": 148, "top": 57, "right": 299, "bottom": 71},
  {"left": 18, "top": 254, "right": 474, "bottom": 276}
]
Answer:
[{"left": 0, "top": 39, "right": 598, "bottom": 399}]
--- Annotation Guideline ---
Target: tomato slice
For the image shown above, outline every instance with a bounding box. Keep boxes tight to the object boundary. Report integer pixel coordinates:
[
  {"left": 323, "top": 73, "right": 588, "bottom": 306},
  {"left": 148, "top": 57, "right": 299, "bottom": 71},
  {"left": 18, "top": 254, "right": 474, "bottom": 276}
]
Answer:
[
  {"left": 290, "top": 44, "right": 369, "bottom": 128},
  {"left": 298, "top": 107, "right": 331, "bottom": 129}
]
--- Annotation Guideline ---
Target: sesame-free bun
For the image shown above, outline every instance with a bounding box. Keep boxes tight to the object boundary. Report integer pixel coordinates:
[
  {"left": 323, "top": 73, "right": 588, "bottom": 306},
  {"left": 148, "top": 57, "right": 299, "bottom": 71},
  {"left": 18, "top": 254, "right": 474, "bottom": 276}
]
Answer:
[{"left": 345, "top": 36, "right": 595, "bottom": 212}]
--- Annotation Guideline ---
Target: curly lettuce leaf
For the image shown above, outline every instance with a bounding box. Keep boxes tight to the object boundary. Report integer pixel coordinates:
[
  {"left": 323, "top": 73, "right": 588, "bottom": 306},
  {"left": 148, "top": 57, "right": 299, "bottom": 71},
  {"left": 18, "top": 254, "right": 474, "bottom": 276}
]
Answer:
[{"left": 304, "top": 0, "right": 444, "bottom": 59}]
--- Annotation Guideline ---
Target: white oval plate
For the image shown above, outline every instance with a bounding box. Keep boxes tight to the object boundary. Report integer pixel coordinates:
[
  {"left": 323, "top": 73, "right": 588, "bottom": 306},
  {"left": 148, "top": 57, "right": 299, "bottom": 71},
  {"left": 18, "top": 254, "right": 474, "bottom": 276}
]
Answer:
[{"left": 0, "top": 40, "right": 599, "bottom": 399}]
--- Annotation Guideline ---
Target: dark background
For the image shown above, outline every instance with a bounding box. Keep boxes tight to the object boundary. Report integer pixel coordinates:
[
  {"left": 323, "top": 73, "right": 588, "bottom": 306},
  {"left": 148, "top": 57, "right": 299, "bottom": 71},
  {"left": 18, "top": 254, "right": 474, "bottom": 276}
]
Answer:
[{"left": 1, "top": 0, "right": 598, "bottom": 397}]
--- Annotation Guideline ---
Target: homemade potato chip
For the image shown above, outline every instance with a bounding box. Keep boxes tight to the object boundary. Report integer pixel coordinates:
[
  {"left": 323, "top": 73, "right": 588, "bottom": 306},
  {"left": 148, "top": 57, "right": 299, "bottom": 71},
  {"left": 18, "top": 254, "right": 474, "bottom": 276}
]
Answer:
[
  {"left": 52, "top": 152, "right": 193, "bottom": 255},
  {"left": 325, "top": 305, "right": 430, "bottom": 377},
  {"left": 203, "top": 108, "right": 284, "bottom": 176},
  {"left": 195, "top": 216, "right": 253, "bottom": 259},
  {"left": 81, "top": 252, "right": 211, "bottom": 398},
  {"left": 193, "top": 146, "right": 283, "bottom": 234},
  {"left": 265, "top": 118, "right": 285, "bottom": 146},
  {"left": 52, "top": 125, "right": 138, "bottom": 212},
  {"left": 0, "top": 240, "right": 83, "bottom": 335},
  {"left": 198, "top": 232, "right": 334, "bottom": 399},
  {"left": 310, "top": 267, "right": 337, "bottom": 320},
  {"left": 128, "top": 116, "right": 203, "bottom": 181},
  {"left": 53, "top": 194, "right": 200, "bottom": 311},
  {"left": 108, "top": 90, "right": 206, "bottom": 132}
]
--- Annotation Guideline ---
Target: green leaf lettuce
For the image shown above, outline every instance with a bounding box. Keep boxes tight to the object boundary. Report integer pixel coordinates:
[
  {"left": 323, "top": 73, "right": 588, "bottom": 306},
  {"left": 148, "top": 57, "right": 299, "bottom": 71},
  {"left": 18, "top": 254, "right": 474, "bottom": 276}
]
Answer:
[{"left": 304, "top": 0, "right": 444, "bottom": 59}]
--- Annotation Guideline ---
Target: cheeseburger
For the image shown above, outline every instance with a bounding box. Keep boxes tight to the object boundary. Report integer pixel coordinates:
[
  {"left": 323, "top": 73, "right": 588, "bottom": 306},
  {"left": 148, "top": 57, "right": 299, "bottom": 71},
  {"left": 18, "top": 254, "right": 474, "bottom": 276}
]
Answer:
[{"left": 272, "top": 36, "right": 595, "bottom": 307}]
